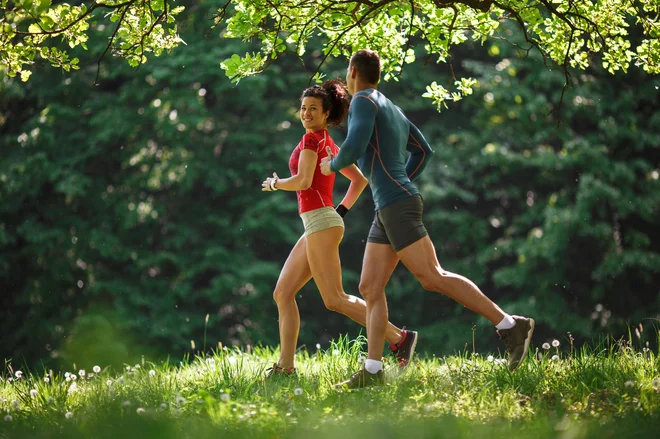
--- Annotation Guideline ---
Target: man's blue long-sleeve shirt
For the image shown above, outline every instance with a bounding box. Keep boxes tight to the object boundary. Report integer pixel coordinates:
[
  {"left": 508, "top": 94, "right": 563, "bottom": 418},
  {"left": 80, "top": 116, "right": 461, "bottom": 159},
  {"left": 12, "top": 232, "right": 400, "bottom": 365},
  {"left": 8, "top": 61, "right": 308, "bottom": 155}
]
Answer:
[{"left": 330, "top": 88, "right": 434, "bottom": 210}]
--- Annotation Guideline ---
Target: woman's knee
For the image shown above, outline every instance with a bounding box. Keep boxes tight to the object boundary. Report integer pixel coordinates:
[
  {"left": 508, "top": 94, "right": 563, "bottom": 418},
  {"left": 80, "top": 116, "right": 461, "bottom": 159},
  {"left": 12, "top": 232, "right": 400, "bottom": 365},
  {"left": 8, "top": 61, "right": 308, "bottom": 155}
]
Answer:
[{"left": 273, "top": 286, "right": 293, "bottom": 305}]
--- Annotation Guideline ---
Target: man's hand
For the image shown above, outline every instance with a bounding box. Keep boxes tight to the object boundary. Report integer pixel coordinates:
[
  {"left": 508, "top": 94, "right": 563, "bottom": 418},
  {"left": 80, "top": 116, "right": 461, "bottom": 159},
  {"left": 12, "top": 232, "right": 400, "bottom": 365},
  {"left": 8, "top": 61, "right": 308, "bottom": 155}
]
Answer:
[{"left": 320, "top": 146, "right": 335, "bottom": 176}]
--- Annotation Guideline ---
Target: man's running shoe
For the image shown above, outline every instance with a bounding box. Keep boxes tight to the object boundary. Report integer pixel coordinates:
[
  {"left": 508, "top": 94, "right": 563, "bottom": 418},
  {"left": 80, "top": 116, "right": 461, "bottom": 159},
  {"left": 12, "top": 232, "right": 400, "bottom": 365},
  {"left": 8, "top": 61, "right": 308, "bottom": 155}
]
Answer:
[
  {"left": 389, "top": 328, "right": 418, "bottom": 368},
  {"left": 496, "top": 316, "right": 535, "bottom": 372},
  {"left": 335, "top": 366, "right": 384, "bottom": 389}
]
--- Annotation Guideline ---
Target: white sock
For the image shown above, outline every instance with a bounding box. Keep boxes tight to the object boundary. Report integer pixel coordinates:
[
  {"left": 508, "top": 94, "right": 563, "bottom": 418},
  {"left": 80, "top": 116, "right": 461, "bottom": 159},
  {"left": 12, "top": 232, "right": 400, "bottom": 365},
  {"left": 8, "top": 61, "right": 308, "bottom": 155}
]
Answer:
[
  {"left": 364, "top": 359, "right": 383, "bottom": 374},
  {"left": 496, "top": 314, "right": 516, "bottom": 330}
]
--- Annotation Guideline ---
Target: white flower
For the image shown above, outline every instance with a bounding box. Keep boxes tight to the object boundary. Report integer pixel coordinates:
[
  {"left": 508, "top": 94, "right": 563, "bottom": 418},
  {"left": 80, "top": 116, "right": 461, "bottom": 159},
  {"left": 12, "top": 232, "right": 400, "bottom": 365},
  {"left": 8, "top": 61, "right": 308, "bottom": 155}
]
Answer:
[
  {"left": 624, "top": 380, "right": 634, "bottom": 388},
  {"left": 106, "top": 380, "right": 113, "bottom": 386},
  {"left": 65, "top": 411, "right": 73, "bottom": 419},
  {"left": 4, "top": 414, "right": 13, "bottom": 422},
  {"left": 44, "top": 377, "right": 50, "bottom": 383},
  {"left": 47, "top": 397, "right": 55, "bottom": 403},
  {"left": 294, "top": 388, "right": 303, "bottom": 396},
  {"left": 30, "top": 389, "right": 38, "bottom": 397},
  {"left": 149, "top": 370, "right": 156, "bottom": 376},
  {"left": 487, "top": 355, "right": 494, "bottom": 362},
  {"left": 121, "top": 400, "right": 131, "bottom": 407},
  {"left": 552, "top": 340, "right": 560, "bottom": 348},
  {"left": 78, "top": 369, "right": 85, "bottom": 377},
  {"left": 14, "top": 371, "right": 22, "bottom": 379},
  {"left": 220, "top": 393, "right": 230, "bottom": 402},
  {"left": 542, "top": 343, "right": 550, "bottom": 350},
  {"left": 551, "top": 355, "right": 559, "bottom": 361},
  {"left": 136, "top": 408, "right": 145, "bottom": 415},
  {"left": 93, "top": 366, "right": 101, "bottom": 373},
  {"left": 175, "top": 396, "right": 186, "bottom": 404}
]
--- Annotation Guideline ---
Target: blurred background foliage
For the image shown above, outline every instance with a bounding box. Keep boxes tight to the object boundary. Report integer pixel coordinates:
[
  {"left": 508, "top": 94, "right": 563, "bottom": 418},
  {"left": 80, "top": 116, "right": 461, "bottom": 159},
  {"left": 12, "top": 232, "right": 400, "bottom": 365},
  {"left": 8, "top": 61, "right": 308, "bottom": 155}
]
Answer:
[{"left": 1, "top": 0, "right": 659, "bottom": 371}]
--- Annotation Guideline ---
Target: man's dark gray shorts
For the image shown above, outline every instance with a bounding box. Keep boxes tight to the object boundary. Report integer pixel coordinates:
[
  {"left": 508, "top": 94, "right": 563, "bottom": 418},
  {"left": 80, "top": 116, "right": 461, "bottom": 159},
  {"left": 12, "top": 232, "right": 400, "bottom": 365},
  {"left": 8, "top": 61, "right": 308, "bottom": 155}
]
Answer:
[{"left": 367, "top": 194, "right": 428, "bottom": 252}]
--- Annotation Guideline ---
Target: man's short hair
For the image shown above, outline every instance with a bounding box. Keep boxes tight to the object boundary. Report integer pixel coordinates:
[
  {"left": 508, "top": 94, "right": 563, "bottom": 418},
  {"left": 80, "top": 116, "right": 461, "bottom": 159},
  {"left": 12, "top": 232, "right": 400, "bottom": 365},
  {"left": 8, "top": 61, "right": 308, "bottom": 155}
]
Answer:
[{"left": 350, "top": 49, "right": 381, "bottom": 84}]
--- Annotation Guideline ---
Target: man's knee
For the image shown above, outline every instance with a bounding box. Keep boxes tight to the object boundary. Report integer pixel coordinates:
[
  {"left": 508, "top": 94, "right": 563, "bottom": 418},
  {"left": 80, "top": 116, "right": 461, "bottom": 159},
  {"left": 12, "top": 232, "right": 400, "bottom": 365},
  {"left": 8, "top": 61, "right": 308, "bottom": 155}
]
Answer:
[
  {"left": 358, "top": 279, "right": 385, "bottom": 302},
  {"left": 416, "top": 269, "right": 449, "bottom": 292}
]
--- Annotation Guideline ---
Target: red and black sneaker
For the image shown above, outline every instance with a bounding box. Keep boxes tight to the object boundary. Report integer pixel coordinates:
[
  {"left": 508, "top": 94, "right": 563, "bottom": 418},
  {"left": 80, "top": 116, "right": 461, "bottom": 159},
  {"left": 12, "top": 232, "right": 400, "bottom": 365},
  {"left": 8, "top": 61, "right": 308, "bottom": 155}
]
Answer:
[
  {"left": 264, "top": 363, "right": 296, "bottom": 379},
  {"left": 389, "top": 328, "right": 418, "bottom": 368}
]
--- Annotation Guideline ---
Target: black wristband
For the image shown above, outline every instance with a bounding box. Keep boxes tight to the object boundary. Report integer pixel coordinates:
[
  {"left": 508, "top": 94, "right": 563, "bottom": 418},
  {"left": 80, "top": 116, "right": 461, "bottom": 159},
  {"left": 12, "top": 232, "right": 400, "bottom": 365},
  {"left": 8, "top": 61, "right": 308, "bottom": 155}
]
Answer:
[{"left": 335, "top": 204, "right": 349, "bottom": 218}]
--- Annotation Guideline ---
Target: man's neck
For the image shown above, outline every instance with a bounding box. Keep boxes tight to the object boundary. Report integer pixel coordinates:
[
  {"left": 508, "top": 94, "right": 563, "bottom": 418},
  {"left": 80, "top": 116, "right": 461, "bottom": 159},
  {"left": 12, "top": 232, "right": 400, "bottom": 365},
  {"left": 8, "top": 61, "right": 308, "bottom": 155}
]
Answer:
[{"left": 354, "top": 82, "right": 378, "bottom": 94}]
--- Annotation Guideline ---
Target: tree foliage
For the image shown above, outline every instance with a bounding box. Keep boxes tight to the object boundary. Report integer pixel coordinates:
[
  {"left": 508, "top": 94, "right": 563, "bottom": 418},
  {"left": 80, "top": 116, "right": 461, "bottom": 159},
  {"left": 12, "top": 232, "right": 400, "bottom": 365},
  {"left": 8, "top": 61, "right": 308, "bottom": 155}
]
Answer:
[{"left": 2, "top": 1, "right": 659, "bottom": 107}]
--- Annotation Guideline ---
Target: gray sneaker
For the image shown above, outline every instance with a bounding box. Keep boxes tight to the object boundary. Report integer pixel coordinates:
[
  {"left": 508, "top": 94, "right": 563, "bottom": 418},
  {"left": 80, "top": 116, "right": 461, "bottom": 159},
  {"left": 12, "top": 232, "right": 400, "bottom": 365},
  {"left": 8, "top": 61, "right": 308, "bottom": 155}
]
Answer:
[
  {"left": 335, "top": 366, "right": 384, "bottom": 389},
  {"left": 497, "top": 316, "right": 535, "bottom": 371}
]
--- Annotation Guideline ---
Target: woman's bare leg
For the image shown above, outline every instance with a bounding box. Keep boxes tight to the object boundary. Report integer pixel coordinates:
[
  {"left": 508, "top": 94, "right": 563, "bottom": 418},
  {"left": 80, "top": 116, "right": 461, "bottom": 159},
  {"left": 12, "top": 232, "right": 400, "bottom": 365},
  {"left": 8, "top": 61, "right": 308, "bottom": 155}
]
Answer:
[
  {"left": 305, "top": 226, "right": 403, "bottom": 345},
  {"left": 272, "top": 235, "right": 312, "bottom": 368}
]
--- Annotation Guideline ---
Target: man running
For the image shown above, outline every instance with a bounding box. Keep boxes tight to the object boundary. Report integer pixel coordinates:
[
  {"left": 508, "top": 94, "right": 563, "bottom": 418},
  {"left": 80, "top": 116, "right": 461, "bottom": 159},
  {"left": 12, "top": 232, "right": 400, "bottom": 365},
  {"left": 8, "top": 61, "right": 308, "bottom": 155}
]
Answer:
[{"left": 320, "top": 49, "right": 535, "bottom": 388}]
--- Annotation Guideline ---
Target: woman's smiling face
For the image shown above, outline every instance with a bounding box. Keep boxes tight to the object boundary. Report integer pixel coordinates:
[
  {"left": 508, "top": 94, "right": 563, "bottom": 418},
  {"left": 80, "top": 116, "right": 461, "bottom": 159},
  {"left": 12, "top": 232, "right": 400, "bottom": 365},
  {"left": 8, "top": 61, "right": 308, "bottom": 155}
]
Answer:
[{"left": 300, "top": 96, "right": 329, "bottom": 131}]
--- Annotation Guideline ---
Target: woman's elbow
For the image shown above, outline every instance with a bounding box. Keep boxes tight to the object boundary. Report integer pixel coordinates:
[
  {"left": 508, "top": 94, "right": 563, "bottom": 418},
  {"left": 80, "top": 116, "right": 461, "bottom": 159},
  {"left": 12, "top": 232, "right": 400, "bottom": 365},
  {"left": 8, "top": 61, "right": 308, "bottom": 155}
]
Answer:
[{"left": 300, "top": 178, "right": 313, "bottom": 190}]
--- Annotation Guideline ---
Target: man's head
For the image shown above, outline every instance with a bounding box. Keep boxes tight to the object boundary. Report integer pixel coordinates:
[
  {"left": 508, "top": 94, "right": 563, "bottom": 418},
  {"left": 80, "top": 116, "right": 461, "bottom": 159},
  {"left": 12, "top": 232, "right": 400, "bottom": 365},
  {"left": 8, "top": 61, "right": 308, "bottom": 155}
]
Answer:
[{"left": 346, "top": 49, "right": 381, "bottom": 95}]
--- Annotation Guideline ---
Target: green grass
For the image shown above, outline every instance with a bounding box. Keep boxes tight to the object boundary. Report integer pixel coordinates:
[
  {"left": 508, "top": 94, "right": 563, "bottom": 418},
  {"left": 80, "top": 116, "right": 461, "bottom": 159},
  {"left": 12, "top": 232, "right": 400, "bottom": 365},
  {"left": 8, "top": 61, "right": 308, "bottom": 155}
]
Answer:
[{"left": 2, "top": 335, "right": 659, "bottom": 439}]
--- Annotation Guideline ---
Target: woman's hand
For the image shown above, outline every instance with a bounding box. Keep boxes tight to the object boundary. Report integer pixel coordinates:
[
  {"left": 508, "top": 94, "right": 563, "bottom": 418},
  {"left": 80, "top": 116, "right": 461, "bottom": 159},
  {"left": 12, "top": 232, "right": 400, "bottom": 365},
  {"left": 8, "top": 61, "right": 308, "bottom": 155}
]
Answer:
[{"left": 262, "top": 172, "right": 279, "bottom": 192}]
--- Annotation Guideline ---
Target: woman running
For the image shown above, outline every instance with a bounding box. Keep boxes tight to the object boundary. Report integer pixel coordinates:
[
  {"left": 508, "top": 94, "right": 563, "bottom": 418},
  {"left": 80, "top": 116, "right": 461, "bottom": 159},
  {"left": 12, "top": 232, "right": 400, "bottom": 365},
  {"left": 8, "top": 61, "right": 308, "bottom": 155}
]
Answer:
[{"left": 261, "top": 79, "right": 417, "bottom": 376}]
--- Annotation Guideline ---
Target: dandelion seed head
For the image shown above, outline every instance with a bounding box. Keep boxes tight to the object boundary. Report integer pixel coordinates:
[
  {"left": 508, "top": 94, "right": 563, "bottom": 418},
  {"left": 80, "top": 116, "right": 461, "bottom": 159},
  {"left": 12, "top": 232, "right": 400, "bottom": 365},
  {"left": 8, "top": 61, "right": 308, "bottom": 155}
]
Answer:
[
  {"left": 294, "top": 388, "right": 303, "bottom": 396},
  {"left": 65, "top": 372, "right": 70, "bottom": 378},
  {"left": 12, "top": 400, "right": 20, "bottom": 409},
  {"left": 65, "top": 376, "right": 71, "bottom": 382},
  {"left": 220, "top": 393, "right": 230, "bottom": 402},
  {"left": 160, "top": 403, "right": 168, "bottom": 410},
  {"left": 551, "top": 355, "right": 559, "bottom": 361},
  {"left": 552, "top": 340, "right": 560, "bottom": 347},
  {"left": 333, "top": 349, "right": 339, "bottom": 355},
  {"left": 316, "top": 343, "right": 321, "bottom": 350},
  {"left": 176, "top": 396, "right": 186, "bottom": 404},
  {"left": 78, "top": 369, "right": 85, "bottom": 377},
  {"left": 624, "top": 380, "right": 634, "bottom": 388},
  {"left": 68, "top": 383, "right": 78, "bottom": 394},
  {"left": 495, "top": 359, "right": 507, "bottom": 365},
  {"left": 542, "top": 343, "right": 550, "bottom": 350},
  {"left": 149, "top": 370, "right": 156, "bottom": 376},
  {"left": 126, "top": 366, "right": 131, "bottom": 371},
  {"left": 106, "top": 380, "right": 113, "bottom": 386},
  {"left": 121, "top": 400, "right": 131, "bottom": 407},
  {"left": 70, "top": 374, "right": 77, "bottom": 381},
  {"left": 30, "top": 389, "right": 38, "bottom": 397},
  {"left": 136, "top": 408, "right": 145, "bottom": 415},
  {"left": 65, "top": 411, "right": 73, "bottom": 419},
  {"left": 44, "top": 377, "right": 50, "bottom": 383},
  {"left": 93, "top": 366, "right": 101, "bottom": 373},
  {"left": 487, "top": 355, "right": 494, "bottom": 362},
  {"left": 4, "top": 414, "right": 13, "bottom": 422},
  {"left": 47, "top": 397, "right": 55, "bottom": 403}
]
